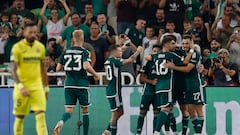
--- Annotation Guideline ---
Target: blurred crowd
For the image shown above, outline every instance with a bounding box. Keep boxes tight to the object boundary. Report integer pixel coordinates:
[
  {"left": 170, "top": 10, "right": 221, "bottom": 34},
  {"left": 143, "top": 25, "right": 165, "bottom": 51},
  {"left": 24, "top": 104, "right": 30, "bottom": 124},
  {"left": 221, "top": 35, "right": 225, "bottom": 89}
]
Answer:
[{"left": 0, "top": 0, "right": 239, "bottom": 86}]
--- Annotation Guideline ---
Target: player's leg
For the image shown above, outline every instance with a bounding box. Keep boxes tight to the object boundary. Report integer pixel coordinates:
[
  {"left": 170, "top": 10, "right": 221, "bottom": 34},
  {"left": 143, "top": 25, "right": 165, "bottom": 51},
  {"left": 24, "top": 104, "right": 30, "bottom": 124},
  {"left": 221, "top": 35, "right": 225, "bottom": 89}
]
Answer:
[
  {"left": 136, "top": 94, "right": 152, "bottom": 134},
  {"left": 195, "top": 104, "right": 204, "bottom": 134},
  {"left": 154, "top": 92, "right": 173, "bottom": 134},
  {"left": 180, "top": 104, "right": 189, "bottom": 135},
  {"left": 188, "top": 104, "right": 199, "bottom": 134},
  {"left": 53, "top": 88, "right": 77, "bottom": 134},
  {"left": 169, "top": 110, "right": 177, "bottom": 135},
  {"left": 30, "top": 89, "right": 48, "bottom": 135},
  {"left": 78, "top": 89, "right": 91, "bottom": 135},
  {"left": 14, "top": 115, "right": 25, "bottom": 135},
  {"left": 81, "top": 107, "right": 89, "bottom": 135},
  {"left": 13, "top": 86, "right": 30, "bottom": 135}
]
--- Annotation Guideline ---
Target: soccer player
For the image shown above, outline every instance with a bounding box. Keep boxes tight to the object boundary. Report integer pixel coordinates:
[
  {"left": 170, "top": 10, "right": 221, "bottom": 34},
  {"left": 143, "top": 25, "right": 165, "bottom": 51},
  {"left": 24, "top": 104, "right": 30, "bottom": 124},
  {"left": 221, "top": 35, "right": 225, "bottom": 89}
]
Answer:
[
  {"left": 136, "top": 45, "right": 161, "bottom": 135},
  {"left": 164, "top": 35, "right": 206, "bottom": 135},
  {"left": 11, "top": 22, "right": 49, "bottom": 135},
  {"left": 103, "top": 44, "right": 143, "bottom": 135},
  {"left": 53, "top": 30, "right": 99, "bottom": 135},
  {"left": 145, "top": 36, "right": 184, "bottom": 135}
]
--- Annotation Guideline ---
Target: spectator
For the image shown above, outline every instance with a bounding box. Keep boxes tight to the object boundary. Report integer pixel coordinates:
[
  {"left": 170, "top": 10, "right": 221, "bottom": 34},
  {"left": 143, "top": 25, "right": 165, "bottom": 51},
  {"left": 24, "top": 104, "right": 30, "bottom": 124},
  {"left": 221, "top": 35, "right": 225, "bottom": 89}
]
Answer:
[
  {"left": 85, "top": 22, "right": 108, "bottom": 72},
  {"left": 37, "top": 0, "right": 66, "bottom": 44},
  {"left": 183, "top": 19, "right": 193, "bottom": 35},
  {"left": 0, "top": 23, "right": 12, "bottom": 62},
  {"left": 203, "top": 39, "right": 221, "bottom": 85},
  {"left": 92, "top": 0, "right": 107, "bottom": 16},
  {"left": 208, "top": 49, "right": 239, "bottom": 86},
  {"left": 46, "top": 38, "right": 63, "bottom": 61},
  {"left": 45, "top": 55, "right": 57, "bottom": 85},
  {"left": 226, "top": 26, "right": 240, "bottom": 74},
  {"left": 82, "top": 2, "right": 96, "bottom": 26},
  {"left": 147, "top": 8, "right": 166, "bottom": 36},
  {"left": 125, "top": 17, "right": 146, "bottom": 72},
  {"left": 159, "top": 0, "right": 185, "bottom": 34},
  {"left": 96, "top": 13, "right": 116, "bottom": 45},
  {"left": 40, "top": 0, "right": 71, "bottom": 40},
  {"left": 125, "top": 17, "right": 146, "bottom": 47},
  {"left": 160, "top": 21, "right": 182, "bottom": 45},
  {"left": 58, "top": 12, "right": 90, "bottom": 49},
  {"left": 7, "top": 0, "right": 32, "bottom": 22},
  {"left": 4, "top": 13, "right": 21, "bottom": 62},
  {"left": 116, "top": 0, "right": 138, "bottom": 34},
  {"left": 214, "top": 14, "right": 233, "bottom": 48},
  {"left": 138, "top": 0, "right": 159, "bottom": 21},
  {"left": 104, "top": 0, "right": 117, "bottom": 33},
  {"left": 192, "top": 15, "right": 211, "bottom": 51},
  {"left": 141, "top": 25, "right": 157, "bottom": 66}
]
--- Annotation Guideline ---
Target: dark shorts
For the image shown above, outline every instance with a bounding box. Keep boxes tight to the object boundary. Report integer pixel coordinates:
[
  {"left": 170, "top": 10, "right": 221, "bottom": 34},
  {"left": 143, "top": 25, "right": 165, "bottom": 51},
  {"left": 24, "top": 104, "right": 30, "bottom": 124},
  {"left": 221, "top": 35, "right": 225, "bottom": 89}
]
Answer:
[
  {"left": 65, "top": 88, "right": 90, "bottom": 108},
  {"left": 186, "top": 86, "right": 206, "bottom": 105},
  {"left": 107, "top": 94, "right": 123, "bottom": 112},
  {"left": 140, "top": 93, "right": 159, "bottom": 110},
  {"left": 157, "top": 91, "right": 173, "bottom": 108},
  {"left": 173, "top": 88, "right": 186, "bottom": 105}
]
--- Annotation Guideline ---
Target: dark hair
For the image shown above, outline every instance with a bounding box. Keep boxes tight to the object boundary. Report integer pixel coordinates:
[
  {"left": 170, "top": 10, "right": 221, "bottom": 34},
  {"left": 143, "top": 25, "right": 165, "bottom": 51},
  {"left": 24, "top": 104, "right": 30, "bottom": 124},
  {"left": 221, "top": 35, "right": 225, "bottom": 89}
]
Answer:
[
  {"left": 162, "top": 36, "right": 176, "bottom": 46},
  {"left": 166, "top": 20, "right": 175, "bottom": 25},
  {"left": 1, "top": 12, "right": 9, "bottom": 18},
  {"left": 152, "top": 45, "right": 162, "bottom": 50},
  {"left": 24, "top": 22, "right": 36, "bottom": 28},
  {"left": 108, "top": 44, "right": 120, "bottom": 52},
  {"left": 48, "top": 38, "right": 56, "bottom": 43},
  {"left": 84, "top": 2, "right": 93, "bottom": 7},
  {"left": 71, "top": 12, "right": 81, "bottom": 18},
  {"left": 182, "top": 34, "right": 192, "bottom": 40}
]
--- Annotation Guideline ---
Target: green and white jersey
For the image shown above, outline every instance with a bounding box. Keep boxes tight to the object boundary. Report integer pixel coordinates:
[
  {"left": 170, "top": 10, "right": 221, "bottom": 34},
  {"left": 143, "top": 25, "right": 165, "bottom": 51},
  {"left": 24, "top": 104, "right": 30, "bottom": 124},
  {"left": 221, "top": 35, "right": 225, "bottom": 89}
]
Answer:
[
  {"left": 185, "top": 51, "right": 206, "bottom": 90},
  {"left": 152, "top": 51, "right": 183, "bottom": 93},
  {"left": 104, "top": 57, "right": 123, "bottom": 97},
  {"left": 58, "top": 46, "right": 91, "bottom": 89},
  {"left": 140, "top": 61, "right": 157, "bottom": 95}
]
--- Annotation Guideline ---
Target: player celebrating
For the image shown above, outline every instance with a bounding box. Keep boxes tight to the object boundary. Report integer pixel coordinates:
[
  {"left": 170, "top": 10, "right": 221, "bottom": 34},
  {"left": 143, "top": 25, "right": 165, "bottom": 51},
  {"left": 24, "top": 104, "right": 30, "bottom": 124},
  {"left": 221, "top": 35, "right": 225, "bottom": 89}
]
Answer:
[
  {"left": 145, "top": 35, "right": 184, "bottom": 135},
  {"left": 103, "top": 44, "right": 142, "bottom": 135},
  {"left": 164, "top": 35, "right": 206, "bottom": 135},
  {"left": 136, "top": 45, "right": 161, "bottom": 135},
  {"left": 11, "top": 22, "right": 49, "bottom": 135},
  {"left": 53, "top": 30, "right": 99, "bottom": 135}
]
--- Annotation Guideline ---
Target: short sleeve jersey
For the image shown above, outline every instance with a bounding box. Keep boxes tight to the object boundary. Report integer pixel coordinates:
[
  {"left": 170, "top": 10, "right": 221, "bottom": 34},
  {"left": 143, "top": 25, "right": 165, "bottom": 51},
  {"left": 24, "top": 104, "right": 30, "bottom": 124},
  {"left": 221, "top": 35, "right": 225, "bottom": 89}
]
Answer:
[
  {"left": 58, "top": 46, "right": 91, "bottom": 89},
  {"left": 11, "top": 39, "right": 45, "bottom": 90},
  {"left": 140, "top": 60, "right": 157, "bottom": 94},
  {"left": 185, "top": 51, "right": 205, "bottom": 89},
  {"left": 151, "top": 51, "right": 183, "bottom": 92},
  {"left": 104, "top": 57, "right": 123, "bottom": 97}
]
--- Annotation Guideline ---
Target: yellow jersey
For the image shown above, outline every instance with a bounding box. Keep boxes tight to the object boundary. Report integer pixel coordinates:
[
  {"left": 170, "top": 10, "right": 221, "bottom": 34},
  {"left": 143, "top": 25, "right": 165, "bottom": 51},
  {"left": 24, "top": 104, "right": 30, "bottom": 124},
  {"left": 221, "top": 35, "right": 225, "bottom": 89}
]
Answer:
[{"left": 11, "top": 39, "right": 45, "bottom": 90}]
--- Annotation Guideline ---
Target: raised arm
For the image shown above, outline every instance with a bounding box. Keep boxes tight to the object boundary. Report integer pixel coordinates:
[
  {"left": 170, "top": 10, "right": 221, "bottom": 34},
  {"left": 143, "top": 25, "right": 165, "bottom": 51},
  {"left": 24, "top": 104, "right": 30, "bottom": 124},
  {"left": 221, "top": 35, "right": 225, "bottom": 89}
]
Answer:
[
  {"left": 123, "top": 46, "right": 143, "bottom": 65},
  {"left": 40, "top": 0, "right": 49, "bottom": 25},
  {"left": 59, "top": 0, "right": 71, "bottom": 25}
]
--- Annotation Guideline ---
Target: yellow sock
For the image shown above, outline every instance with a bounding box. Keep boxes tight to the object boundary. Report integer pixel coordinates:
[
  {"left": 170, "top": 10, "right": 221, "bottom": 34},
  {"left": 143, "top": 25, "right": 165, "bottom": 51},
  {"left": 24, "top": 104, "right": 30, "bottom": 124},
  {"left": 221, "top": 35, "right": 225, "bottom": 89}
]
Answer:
[
  {"left": 36, "top": 113, "right": 48, "bottom": 135},
  {"left": 14, "top": 117, "right": 24, "bottom": 135}
]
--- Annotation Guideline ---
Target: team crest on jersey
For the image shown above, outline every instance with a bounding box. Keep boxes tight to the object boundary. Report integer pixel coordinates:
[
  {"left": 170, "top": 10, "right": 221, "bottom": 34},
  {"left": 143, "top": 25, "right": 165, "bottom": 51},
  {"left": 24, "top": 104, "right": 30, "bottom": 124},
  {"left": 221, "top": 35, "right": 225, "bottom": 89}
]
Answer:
[
  {"left": 158, "top": 54, "right": 165, "bottom": 58},
  {"left": 36, "top": 48, "right": 40, "bottom": 53}
]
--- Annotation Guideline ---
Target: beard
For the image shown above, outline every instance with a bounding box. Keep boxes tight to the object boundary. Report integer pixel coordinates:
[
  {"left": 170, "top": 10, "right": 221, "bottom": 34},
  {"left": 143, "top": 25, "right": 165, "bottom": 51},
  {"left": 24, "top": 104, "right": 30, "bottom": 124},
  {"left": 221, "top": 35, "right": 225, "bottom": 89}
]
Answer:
[
  {"left": 26, "top": 37, "right": 35, "bottom": 43},
  {"left": 211, "top": 47, "right": 219, "bottom": 52}
]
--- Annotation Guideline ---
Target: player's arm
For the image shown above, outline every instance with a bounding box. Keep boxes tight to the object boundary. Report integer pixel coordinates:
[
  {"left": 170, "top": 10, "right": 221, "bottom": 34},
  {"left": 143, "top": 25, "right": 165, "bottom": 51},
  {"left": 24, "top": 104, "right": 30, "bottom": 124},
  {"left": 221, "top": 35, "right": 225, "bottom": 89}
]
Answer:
[
  {"left": 164, "top": 62, "right": 195, "bottom": 73},
  {"left": 11, "top": 62, "right": 20, "bottom": 84},
  {"left": 123, "top": 46, "right": 143, "bottom": 65},
  {"left": 183, "top": 43, "right": 195, "bottom": 65},
  {"left": 140, "top": 73, "right": 157, "bottom": 85},
  {"left": 83, "top": 61, "right": 99, "bottom": 81},
  {"left": 56, "top": 63, "right": 63, "bottom": 72},
  {"left": 41, "top": 61, "right": 49, "bottom": 99},
  {"left": 11, "top": 62, "right": 29, "bottom": 96}
]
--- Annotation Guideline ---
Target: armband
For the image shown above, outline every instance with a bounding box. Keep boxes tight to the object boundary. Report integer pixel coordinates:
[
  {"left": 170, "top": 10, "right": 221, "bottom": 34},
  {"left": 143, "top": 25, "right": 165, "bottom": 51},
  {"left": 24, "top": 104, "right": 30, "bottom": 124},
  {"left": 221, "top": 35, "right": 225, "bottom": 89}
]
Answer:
[
  {"left": 17, "top": 83, "right": 24, "bottom": 89},
  {"left": 189, "top": 49, "right": 194, "bottom": 53}
]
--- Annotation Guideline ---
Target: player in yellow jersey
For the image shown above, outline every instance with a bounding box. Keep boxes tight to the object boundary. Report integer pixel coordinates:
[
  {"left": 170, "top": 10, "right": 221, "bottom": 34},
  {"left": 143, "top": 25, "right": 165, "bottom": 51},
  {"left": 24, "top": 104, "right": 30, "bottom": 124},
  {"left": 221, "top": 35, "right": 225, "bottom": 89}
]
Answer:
[{"left": 11, "top": 22, "right": 49, "bottom": 135}]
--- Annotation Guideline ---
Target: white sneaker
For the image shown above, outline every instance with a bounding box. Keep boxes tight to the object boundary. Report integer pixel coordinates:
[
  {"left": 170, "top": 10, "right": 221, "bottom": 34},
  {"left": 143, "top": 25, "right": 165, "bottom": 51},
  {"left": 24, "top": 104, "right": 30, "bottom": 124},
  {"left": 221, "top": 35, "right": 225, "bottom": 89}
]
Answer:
[
  {"left": 102, "top": 130, "right": 110, "bottom": 135},
  {"left": 165, "top": 131, "right": 171, "bottom": 135},
  {"left": 153, "top": 131, "right": 160, "bottom": 135},
  {"left": 53, "top": 120, "right": 63, "bottom": 135}
]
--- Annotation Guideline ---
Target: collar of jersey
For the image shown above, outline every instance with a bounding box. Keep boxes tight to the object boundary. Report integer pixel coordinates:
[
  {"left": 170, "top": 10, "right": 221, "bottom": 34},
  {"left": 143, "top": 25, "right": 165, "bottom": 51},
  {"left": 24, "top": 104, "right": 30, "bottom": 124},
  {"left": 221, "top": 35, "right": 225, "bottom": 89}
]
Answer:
[{"left": 23, "top": 39, "right": 35, "bottom": 46}]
